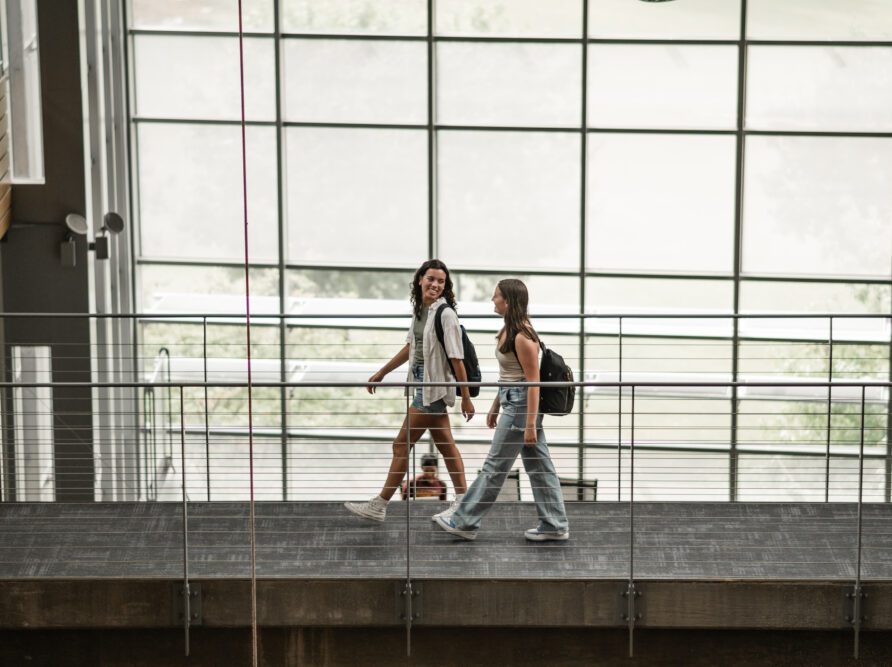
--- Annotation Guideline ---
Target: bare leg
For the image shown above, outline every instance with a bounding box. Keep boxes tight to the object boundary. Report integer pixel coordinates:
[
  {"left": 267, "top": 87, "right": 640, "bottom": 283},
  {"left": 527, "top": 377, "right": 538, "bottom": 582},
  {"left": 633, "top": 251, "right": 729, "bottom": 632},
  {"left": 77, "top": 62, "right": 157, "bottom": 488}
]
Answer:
[
  {"left": 379, "top": 408, "right": 429, "bottom": 501},
  {"left": 429, "top": 414, "right": 467, "bottom": 495}
]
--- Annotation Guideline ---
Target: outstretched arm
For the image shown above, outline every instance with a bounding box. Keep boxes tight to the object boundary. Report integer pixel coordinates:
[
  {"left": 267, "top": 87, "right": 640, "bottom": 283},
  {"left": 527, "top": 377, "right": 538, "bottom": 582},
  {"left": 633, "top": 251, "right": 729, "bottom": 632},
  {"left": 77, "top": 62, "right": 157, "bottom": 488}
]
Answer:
[{"left": 367, "top": 344, "right": 410, "bottom": 394}]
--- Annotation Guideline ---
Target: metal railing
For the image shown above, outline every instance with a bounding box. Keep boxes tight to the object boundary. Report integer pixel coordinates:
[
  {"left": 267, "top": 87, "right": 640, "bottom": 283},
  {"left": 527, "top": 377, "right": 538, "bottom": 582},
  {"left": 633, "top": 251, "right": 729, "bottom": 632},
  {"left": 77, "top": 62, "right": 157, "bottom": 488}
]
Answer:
[
  {"left": 2, "top": 310, "right": 891, "bottom": 503},
  {"left": 2, "top": 311, "right": 891, "bottom": 659},
  {"left": 0, "top": 376, "right": 889, "bottom": 660}
]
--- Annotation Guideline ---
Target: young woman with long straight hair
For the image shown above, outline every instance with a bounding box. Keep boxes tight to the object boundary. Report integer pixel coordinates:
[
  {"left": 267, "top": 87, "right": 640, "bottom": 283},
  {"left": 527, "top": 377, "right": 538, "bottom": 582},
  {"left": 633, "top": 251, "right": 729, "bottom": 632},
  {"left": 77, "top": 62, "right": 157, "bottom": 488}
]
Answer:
[
  {"left": 434, "top": 278, "right": 569, "bottom": 541},
  {"left": 345, "top": 259, "right": 475, "bottom": 522}
]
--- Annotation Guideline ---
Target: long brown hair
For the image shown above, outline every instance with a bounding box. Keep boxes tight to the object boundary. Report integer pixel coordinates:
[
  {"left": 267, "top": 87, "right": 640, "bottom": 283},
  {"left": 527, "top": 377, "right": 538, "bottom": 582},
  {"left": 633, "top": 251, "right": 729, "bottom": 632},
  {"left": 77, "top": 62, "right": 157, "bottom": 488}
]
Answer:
[
  {"left": 497, "top": 278, "right": 537, "bottom": 354},
  {"left": 410, "top": 259, "right": 456, "bottom": 319}
]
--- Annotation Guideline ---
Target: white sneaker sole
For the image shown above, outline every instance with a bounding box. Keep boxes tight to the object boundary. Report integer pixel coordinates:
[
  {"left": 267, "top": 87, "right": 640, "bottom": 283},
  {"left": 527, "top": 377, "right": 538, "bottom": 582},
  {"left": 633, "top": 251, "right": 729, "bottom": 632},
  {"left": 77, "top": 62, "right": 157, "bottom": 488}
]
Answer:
[
  {"left": 524, "top": 530, "right": 570, "bottom": 542},
  {"left": 344, "top": 502, "right": 385, "bottom": 523},
  {"left": 431, "top": 508, "right": 454, "bottom": 522},
  {"left": 434, "top": 515, "right": 477, "bottom": 541}
]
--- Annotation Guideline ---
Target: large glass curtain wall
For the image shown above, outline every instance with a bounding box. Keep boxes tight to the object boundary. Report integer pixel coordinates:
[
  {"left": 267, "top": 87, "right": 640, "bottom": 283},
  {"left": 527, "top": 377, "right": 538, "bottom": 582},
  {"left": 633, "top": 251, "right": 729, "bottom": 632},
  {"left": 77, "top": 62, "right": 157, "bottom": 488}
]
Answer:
[{"left": 127, "top": 1, "right": 892, "bottom": 502}]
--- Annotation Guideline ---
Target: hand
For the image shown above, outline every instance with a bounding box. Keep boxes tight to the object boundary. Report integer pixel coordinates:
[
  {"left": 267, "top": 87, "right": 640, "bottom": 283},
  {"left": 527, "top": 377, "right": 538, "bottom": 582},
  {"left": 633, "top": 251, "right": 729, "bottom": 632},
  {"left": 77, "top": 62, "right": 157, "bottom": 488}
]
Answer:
[
  {"left": 524, "top": 424, "right": 537, "bottom": 446},
  {"left": 486, "top": 407, "right": 499, "bottom": 429},
  {"left": 461, "top": 396, "right": 476, "bottom": 422},
  {"left": 367, "top": 371, "right": 384, "bottom": 394}
]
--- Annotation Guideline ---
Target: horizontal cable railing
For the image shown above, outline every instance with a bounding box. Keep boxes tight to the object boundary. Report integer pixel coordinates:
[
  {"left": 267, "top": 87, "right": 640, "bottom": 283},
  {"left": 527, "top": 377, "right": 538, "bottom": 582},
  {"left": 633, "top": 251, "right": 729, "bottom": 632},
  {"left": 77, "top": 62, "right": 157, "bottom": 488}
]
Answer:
[
  {"left": 2, "top": 370, "right": 889, "bottom": 658},
  {"left": 1, "top": 378, "right": 890, "bottom": 501}
]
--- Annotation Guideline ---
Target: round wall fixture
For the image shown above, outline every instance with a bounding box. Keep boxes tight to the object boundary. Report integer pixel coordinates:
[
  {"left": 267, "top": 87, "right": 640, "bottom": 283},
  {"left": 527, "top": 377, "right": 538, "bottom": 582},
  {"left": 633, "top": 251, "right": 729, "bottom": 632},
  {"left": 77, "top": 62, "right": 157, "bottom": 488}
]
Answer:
[{"left": 64, "top": 213, "right": 88, "bottom": 235}]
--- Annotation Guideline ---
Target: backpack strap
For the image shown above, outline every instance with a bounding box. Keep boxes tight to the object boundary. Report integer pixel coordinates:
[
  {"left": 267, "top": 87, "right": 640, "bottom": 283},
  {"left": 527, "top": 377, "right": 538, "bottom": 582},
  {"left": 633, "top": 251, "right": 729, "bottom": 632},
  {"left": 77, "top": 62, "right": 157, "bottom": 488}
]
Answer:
[
  {"left": 511, "top": 330, "right": 546, "bottom": 362},
  {"left": 434, "top": 303, "right": 456, "bottom": 378}
]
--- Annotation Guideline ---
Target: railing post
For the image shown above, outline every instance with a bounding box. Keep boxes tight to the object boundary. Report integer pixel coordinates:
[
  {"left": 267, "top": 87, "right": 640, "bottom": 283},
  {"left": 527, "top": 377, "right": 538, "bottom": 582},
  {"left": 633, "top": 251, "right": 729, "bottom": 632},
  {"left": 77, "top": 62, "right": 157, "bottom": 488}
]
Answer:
[
  {"left": 142, "top": 388, "right": 153, "bottom": 501},
  {"left": 825, "top": 317, "right": 833, "bottom": 502},
  {"left": 403, "top": 388, "right": 413, "bottom": 657},
  {"left": 203, "top": 317, "right": 210, "bottom": 501},
  {"left": 885, "top": 315, "right": 892, "bottom": 503},
  {"left": 850, "top": 385, "right": 866, "bottom": 659},
  {"left": 179, "top": 386, "right": 191, "bottom": 657},
  {"left": 623, "top": 384, "right": 638, "bottom": 658},
  {"left": 150, "top": 388, "right": 158, "bottom": 500},
  {"left": 617, "top": 317, "right": 623, "bottom": 502},
  {"left": 729, "top": 314, "right": 740, "bottom": 503}
]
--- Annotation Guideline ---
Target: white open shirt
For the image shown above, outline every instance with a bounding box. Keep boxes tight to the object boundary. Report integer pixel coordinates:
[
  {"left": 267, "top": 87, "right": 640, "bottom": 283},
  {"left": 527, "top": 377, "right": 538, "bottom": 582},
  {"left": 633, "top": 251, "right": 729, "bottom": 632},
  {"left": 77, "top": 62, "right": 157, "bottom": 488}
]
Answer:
[{"left": 405, "top": 297, "right": 465, "bottom": 407}]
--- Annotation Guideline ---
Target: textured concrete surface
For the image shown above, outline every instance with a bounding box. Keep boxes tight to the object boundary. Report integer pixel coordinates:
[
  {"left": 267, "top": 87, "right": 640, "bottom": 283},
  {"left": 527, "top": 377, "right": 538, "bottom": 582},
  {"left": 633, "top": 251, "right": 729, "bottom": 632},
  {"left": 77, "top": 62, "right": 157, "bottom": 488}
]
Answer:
[{"left": 1, "top": 501, "right": 890, "bottom": 580}]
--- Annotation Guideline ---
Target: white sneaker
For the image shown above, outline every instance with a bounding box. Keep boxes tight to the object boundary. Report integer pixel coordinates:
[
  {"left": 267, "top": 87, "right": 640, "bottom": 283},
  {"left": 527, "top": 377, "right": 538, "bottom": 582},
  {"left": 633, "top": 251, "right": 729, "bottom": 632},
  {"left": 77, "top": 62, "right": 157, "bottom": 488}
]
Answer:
[
  {"left": 524, "top": 527, "right": 570, "bottom": 542},
  {"left": 434, "top": 515, "right": 477, "bottom": 541},
  {"left": 345, "top": 495, "right": 388, "bottom": 522},
  {"left": 431, "top": 494, "right": 464, "bottom": 522}
]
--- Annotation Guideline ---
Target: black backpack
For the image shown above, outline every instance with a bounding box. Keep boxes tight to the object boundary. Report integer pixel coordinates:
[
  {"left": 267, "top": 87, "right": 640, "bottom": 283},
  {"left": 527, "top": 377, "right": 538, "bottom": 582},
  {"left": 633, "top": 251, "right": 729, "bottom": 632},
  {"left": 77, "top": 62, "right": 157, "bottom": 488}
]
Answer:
[
  {"left": 537, "top": 341, "right": 575, "bottom": 416},
  {"left": 434, "top": 304, "right": 482, "bottom": 398},
  {"left": 514, "top": 337, "right": 575, "bottom": 416}
]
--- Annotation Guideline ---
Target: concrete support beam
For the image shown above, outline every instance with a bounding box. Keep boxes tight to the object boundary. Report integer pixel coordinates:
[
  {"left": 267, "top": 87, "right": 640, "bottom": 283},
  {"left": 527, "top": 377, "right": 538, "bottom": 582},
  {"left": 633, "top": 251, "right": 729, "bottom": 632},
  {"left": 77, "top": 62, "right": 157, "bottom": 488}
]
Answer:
[{"left": 2, "top": 579, "right": 891, "bottom": 631}]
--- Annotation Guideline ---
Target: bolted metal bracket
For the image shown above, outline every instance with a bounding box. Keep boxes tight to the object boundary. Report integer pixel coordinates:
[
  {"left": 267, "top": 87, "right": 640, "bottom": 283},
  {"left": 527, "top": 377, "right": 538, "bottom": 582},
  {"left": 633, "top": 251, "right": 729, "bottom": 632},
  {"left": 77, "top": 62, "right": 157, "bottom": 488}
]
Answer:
[
  {"left": 620, "top": 581, "right": 643, "bottom": 624},
  {"left": 846, "top": 585, "right": 868, "bottom": 660},
  {"left": 397, "top": 580, "right": 422, "bottom": 623},
  {"left": 844, "top": 586, "right": 867, "bottom": 626},
  {"left": 171, "top": 582, "right": 203, "bottom": 626}
]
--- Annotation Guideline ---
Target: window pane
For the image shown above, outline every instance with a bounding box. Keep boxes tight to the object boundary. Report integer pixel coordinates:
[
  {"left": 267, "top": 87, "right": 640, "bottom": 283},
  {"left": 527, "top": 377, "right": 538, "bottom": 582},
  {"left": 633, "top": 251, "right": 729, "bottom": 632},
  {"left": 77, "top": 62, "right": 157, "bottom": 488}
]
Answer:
[
  {"left": 454, "top": 273, "right": 580, "bottom": 311},
  {"left": 140, "top": 264, "right": 280, "bottom": 313},
  {"left": 436, "top": 0, "right": 581, "bottom": 38},
  {"left": 737, "top": 454, "right": 827, "bottom": 502},
  {"left": 587, "top": 277, "right": 733, "bottom": 313},
  {"left": 290, "top": 269, "right": 412, "bottom": 300},
  {"left": 437, "top": 43, "right": 581, "bottom": 128},
  {"left": 747, "top": 47, "right": 892, "bottom": 132},
  {"left": 133, "top": 36, "right": 275, "bottom": 121},
  {"left": 738, "top": 454, "right": 886, "bottom": 502},
  {"left": 137, "top": 124, "right": 278, "bottom": 261},
  {"left": 740, "top": 282, "right": 892, "bottom": 315},
  {"left": 140, "top": 321, "right": 281, "bottom": 381},
  {"left": 589, "top": 0, "right": 740, "bottom": 39},
  {"left": 584, "top": 449, "right": 729, "bottom": 502},
  {"left": 588, "top": 45, "right": 738, "bottom": 130},
  {"left": 285, "top": 128, "right": 427, "bottom": 265},
  {"left": 130, "top": 0, "right": 274, "bottom": 32},
  {"left": 286, "top": 269, "right": 418, "bottom": 332},
  {"left": 204, "top": 434, "right": 283, "bottom": 501},
  {"left": 283, "top": 39, "right": 426, "bottom": 124},
  {"left": 286, "top": 327, "right": 402, "bottom": 366},
  {"left": 831, "top": 343, "right": 889, "bottom": 379},
  {"left": 620, "top": 338, "right": 733, "bottom": 377},
  {"left": 587, "top": 134, "right": 736, "bottom": 274},
  {"left": 438, "top": 131, "right": 580, "bottom": 270},
  {"left": 739, "top": 339, "right": 830, "bottom": 379},
  {"left": 742, "top": 137, "right": 892, "bottom": 279},
  {"left": 451, "top": 273, "right": 581, "bottom": 337},
  {"left": 738, "top": 401, "right": 833, "bottom": 457},
  {"left": 747, "top": 0, "right": 892, "bottom": 41},
  {"left": 281, "top": 0, "right": 426, "bottom": 35}
]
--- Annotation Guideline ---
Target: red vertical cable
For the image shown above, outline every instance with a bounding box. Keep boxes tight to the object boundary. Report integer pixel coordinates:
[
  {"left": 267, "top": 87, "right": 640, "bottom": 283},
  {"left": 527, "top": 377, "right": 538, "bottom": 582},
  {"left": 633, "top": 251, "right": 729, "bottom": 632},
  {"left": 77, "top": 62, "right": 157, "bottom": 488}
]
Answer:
[{"left": 236, "top": 1, "right": 259, "bottom": 665}]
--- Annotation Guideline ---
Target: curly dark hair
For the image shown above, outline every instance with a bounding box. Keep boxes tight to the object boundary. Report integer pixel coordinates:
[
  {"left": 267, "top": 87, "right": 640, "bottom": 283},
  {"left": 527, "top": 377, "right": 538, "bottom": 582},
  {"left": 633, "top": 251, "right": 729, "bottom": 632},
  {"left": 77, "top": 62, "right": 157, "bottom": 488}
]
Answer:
[{"left": 410, "top": 259, "right": 456, "bottom": 319}]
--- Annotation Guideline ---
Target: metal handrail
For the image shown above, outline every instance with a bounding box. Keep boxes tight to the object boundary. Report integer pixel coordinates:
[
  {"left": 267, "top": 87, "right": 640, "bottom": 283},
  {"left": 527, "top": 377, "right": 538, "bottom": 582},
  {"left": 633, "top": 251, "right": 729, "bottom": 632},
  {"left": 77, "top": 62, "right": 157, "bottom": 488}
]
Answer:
[{"left": 0, "top": 311, "right": 889, "bottom": 318}]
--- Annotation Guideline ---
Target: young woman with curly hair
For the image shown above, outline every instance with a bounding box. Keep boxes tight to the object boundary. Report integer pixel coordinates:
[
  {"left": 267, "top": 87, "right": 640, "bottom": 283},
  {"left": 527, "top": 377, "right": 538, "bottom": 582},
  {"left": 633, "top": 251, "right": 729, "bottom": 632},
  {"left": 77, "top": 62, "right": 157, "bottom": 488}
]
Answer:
[{"left": 345, "top": 259, "right": 475, "bottom": 522}]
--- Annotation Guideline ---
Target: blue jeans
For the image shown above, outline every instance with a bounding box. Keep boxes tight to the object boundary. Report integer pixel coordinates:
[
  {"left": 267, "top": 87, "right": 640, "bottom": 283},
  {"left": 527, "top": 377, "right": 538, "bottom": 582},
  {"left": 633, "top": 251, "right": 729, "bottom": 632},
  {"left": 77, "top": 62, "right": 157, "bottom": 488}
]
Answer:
[{"left": 452, "top": 387, "right": 569, "bottom": 533}]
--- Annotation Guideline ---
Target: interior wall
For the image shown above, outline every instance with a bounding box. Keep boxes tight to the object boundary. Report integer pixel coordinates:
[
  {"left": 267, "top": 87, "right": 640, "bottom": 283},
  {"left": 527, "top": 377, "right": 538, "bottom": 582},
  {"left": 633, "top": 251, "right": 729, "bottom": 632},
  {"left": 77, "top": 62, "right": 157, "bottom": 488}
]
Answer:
[{"left": 1, "top": 0, "right": 93, "bottom": 501}]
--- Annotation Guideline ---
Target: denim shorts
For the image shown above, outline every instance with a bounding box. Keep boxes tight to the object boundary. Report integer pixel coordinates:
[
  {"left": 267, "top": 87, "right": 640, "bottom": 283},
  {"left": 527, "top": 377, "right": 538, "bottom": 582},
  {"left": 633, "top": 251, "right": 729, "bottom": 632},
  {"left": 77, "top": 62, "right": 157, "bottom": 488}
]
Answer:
[{"left": 410, "top": 364, "right": 447, "bottom": 414}]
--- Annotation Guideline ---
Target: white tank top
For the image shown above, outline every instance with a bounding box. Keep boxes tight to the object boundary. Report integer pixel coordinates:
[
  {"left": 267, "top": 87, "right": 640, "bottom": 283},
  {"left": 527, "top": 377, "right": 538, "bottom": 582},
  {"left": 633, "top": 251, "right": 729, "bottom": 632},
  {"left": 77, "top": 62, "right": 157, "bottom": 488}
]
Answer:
[
  {"left": 495, "top": 333, "right": 539, "bottom": 382},
  {"left": 495, "top": 346, "right": 525, "bottom": 382}
]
